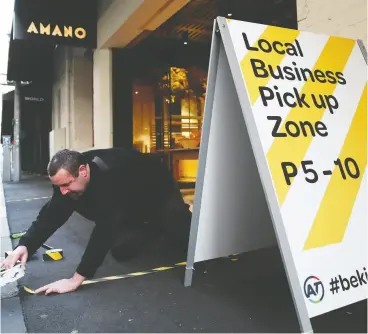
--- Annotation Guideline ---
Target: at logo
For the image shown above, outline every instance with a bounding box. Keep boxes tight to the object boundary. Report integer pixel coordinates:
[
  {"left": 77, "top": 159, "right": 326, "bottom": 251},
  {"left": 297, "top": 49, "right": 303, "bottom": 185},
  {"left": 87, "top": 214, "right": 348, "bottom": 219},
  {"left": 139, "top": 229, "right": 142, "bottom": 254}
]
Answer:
[{"left": 304, "top": 276, "right": 324, "bottom": 304}]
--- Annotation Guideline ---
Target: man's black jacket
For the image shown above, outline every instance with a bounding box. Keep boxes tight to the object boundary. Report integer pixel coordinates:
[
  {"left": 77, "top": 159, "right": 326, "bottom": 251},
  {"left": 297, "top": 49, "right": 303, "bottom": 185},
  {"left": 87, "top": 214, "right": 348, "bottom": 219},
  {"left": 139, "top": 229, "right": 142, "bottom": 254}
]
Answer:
[{"left": 17, "top": 148, "right": 176, "bottom": 278}]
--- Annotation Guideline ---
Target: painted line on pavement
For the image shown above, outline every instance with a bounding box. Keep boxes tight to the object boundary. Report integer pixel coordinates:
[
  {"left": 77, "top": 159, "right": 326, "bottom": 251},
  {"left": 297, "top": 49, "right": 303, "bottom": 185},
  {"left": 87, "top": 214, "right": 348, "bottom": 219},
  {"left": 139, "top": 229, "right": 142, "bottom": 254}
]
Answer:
[{"left": 6, "top": 196, "right": 51, "bottom": 203}]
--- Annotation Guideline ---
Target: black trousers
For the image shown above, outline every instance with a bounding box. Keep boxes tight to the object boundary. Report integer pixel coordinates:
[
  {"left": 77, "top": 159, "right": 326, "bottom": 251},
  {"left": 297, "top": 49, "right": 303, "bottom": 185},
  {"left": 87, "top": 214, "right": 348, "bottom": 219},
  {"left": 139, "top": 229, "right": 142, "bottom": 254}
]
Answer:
[{"left": 111, "top": 185, "right": 192, "bottom": 261}]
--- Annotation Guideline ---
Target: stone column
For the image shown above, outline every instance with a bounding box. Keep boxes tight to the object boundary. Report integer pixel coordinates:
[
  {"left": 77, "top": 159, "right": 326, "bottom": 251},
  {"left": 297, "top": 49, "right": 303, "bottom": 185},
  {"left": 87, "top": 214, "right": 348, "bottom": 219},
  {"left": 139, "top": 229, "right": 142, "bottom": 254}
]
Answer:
[
  {"left": 297, "top": 0, "right": 367, "bottom": 48},
  {"left": 12, "top": 82, "right": 21, "bottom": 182},
  {"left": 93, "top": 49, "right": 113, "bottom": 149}
]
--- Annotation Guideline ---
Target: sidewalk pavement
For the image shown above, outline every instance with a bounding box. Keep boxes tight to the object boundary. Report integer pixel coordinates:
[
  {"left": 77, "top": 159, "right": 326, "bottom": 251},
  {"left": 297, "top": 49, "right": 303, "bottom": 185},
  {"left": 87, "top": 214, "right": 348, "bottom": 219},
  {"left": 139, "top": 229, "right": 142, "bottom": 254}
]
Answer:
[
  {"left": 0, "top": 172, "right": 366, "bottom": 333},
  {"left": 0, "top": 168, "right": 194, "bottom": 333},
  {"left": 0, "top": 163, "right": 27, "bottom": 332}
]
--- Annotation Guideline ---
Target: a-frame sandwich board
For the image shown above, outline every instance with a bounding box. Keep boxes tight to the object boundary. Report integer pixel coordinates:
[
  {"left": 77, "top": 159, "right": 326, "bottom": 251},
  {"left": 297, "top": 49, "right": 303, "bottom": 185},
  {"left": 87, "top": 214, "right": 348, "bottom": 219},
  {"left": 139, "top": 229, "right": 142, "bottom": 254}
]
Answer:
[{"left": 184, "top": 16, "right": 367, "bottom": 334}]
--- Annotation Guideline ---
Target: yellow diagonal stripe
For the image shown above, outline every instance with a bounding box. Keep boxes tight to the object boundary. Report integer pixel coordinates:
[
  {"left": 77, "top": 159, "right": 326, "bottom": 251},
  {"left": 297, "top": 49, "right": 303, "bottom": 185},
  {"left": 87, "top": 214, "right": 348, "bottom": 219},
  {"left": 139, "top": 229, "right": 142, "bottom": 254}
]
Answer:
[
  {"left": 240, "top": 26, "right": 300, "bottom": 105},
  {"left": 267, "top": 36, "right": 356, "bottom": 205},
  {"left": 304, "top": 84, "right": 367, "bottom": 250},
  {"left": 48, "top": 252, "right": 62, "bottom": 260}
]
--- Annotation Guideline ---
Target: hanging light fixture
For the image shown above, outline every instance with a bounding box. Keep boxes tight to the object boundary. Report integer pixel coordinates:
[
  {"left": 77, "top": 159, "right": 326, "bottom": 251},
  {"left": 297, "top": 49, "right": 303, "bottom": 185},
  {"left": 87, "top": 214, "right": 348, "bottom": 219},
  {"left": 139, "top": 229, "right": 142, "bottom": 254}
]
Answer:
[
  {"left": 226, "top": 0, "right": 234, "bottom": 18},
  {"left": 182, "top": 31, "right": 189, "bottom": 45}
]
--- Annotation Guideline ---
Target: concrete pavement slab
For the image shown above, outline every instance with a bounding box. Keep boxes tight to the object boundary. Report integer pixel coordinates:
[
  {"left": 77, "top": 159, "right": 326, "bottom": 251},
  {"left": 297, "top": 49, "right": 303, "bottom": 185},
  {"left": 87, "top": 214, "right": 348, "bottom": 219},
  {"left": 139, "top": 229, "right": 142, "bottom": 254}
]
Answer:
[
  {"left": 1, "top": 297, "right": 27, "bottom": 333},
  {"left": 1, "top": 236, "right": 12, "bottom": 255},
  {"left": 2, "top": 175, "right": 51, "bottom": 203},
  {"left": 0, "top": 198, "right": 6, "bottom": 218},
  {"left": 0, "top": 281, "right": 19, "bottom": 300},
  {"left": 1, "top": 217, "right": 10, "bottom": 238}
]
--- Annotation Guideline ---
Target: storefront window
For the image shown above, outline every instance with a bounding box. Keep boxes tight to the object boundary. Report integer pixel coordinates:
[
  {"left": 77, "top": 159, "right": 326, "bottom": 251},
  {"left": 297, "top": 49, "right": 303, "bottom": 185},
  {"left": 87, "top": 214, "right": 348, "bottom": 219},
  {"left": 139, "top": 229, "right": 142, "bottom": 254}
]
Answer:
[{"left": 132, "top": 65, "right": 207, "bottom": 184}]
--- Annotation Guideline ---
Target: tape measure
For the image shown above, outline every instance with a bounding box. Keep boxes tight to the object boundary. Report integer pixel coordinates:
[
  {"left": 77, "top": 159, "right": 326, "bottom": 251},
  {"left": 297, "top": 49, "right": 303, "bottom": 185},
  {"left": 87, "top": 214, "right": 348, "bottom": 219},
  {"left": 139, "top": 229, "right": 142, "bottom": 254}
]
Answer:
[
  {"left": 23, "top": 261, "right": 187, "bottom": 294},
  {"left": 21, "top": 253, "right": 243, "bottom": 295},
  {"left": 43, "top": 249, "right": 64, "bottom": 261},
  {"left": 9, "top": 231, "right": 64, "bottom": 261}
]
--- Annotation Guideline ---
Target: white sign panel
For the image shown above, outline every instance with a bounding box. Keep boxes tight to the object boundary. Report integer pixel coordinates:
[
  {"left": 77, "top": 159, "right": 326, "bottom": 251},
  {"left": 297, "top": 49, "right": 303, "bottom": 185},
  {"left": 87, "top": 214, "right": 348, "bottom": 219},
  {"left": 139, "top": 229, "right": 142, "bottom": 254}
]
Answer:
[
  {"left": 191, "top": 38, "right": 277, "bottom": 264},
  {"left": 223, "top": 18, "right": 367, "bottom": 318},
  {"left": 185, "top": 18, "right": 367, "bottom": 332}
]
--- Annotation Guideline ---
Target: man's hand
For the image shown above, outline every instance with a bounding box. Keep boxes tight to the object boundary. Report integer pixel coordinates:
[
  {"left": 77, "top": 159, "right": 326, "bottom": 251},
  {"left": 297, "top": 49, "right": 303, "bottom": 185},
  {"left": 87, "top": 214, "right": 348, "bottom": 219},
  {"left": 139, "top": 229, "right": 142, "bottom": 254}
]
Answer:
[
  {"left": 0, "top": 246, "right": 28, "bottom": 269},
  {"left": 35, "top": 272, "right": 86, "bottom": 295}
]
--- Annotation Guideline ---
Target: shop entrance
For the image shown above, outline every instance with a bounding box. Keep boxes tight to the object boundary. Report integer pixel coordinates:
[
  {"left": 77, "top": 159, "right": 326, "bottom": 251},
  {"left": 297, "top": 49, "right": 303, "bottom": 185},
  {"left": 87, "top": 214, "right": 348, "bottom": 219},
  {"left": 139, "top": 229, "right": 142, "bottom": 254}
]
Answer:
[
  {"left": 112, "top": 0, "right": 298, "bottom": 186},
  {"left": 132, "top": 65, "right": 207, "bottom": 185}
]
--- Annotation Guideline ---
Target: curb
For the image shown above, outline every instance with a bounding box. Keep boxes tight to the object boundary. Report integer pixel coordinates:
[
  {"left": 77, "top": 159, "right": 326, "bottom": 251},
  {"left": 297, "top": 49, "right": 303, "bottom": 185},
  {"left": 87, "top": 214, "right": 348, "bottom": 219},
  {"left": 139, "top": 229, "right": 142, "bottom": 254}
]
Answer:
[
  {"left": 0, "top": 153, "right": 27, "bottom": 333},
  {"left": 0, "top": 175, "right": 17, "bottom": 298}
]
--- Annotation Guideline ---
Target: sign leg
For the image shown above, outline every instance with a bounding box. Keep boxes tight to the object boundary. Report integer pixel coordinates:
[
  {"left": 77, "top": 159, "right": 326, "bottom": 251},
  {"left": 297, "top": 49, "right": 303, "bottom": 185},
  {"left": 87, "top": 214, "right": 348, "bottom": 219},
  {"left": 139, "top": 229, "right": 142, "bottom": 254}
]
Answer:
[
  {"left": 184, "top": 19, "right": 220, "bottom": 288},
  {"left": 184, "top": 267, "right": 194, "bottom": 287}
]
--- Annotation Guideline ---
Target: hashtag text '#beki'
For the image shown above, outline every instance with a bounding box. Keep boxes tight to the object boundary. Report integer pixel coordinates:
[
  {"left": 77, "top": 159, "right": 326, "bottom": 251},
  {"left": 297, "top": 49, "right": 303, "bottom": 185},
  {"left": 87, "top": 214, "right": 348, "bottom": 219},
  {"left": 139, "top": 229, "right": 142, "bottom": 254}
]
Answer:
[{"left": 329, "top": 268, "right": 367, "bottom": 295}]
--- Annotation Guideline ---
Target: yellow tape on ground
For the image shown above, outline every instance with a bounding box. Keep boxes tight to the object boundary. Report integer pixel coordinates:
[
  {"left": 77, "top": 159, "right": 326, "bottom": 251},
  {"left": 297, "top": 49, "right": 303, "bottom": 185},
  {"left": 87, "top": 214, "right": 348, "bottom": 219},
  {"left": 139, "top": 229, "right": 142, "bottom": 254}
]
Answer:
[
  {"left": 23, "top": 286, "right": 36, "bottom": 294},
  {"left": 152, "top": 267, "right": 174, "bottom": 271},
  {"left": 22, "top": 257, "right": 239, "bottom": 294},
  {"left": 174, "top": 262, "right": 186, "bottom": 266},
  {"left": 103, "top": 276, "right": 121, "bottom": 281},
  {"left": 129, "top": 272, "right": 149, "bottom": 277},
  {"left": 22, "top": 261, "right": 188, "bottom": 294}
]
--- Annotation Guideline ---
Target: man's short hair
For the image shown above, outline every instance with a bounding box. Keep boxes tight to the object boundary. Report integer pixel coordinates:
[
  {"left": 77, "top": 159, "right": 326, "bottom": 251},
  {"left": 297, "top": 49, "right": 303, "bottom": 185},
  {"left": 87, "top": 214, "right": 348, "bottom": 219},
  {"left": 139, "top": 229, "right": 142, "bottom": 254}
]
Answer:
[{"left": 48, "top": 149, "right": 87, "bottom": 177}]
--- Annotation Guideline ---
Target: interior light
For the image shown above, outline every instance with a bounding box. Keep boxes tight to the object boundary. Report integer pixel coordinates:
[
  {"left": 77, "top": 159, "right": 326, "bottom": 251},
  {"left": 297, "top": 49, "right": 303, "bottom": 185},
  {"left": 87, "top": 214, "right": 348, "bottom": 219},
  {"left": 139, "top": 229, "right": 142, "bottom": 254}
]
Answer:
[
  {"left": 182, "top": 31, "right": 189, "bottom": 45},
  {"left": 135, "top": 91, "right": 138, "bottom": 94},
  {"left": 227, "top": 13, "right": 232, "bottom": 17}
]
